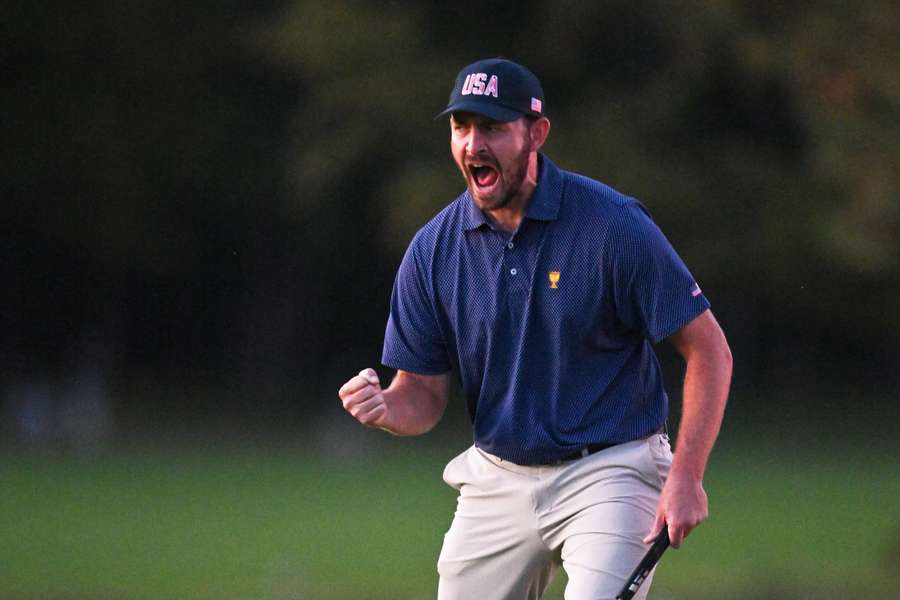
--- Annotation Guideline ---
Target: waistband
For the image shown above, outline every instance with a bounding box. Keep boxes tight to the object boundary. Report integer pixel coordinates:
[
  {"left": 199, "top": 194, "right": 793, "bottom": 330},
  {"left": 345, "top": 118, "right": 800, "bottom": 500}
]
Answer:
[
  {"left": 475, "top": 431, "right": 667, "bottom": 474},
  {"left": 478, "top": 424, "right": 668, "bottom": 468}
]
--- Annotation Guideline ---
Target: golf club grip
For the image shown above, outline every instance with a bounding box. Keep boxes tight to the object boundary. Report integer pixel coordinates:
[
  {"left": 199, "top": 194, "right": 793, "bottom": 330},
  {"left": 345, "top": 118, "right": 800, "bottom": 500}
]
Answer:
[{"left": 615, "top": 527, "right": 670, "bottom": 600}]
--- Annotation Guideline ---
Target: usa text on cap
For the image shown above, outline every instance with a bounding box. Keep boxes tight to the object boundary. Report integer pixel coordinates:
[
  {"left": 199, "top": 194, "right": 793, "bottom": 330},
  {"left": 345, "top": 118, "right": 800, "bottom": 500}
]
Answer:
[{"left": 436, "top": 58, "right": 545, "bottom": 123}]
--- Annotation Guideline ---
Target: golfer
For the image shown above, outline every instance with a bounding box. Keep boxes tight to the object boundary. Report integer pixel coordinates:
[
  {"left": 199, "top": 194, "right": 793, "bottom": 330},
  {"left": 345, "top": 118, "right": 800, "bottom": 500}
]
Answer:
[{"left": 339, "top": 57, "right": 732, "bottom": 600}]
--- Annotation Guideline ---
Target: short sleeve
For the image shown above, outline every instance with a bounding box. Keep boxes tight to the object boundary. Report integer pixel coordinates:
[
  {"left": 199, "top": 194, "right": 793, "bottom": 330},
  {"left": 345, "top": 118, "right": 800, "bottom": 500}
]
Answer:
[
  {"left": 381, "top": 237, "right": 451, "bottom": 374},
  {"left": 611, "top": 202, "right": 711, "bottom": 343}
]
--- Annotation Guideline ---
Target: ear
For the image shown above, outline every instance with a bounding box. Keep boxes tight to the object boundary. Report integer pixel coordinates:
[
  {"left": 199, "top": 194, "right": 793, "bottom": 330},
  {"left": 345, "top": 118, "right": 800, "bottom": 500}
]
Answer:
[{"left": 528, "top": 117, "right": 551, "bottom": 152}]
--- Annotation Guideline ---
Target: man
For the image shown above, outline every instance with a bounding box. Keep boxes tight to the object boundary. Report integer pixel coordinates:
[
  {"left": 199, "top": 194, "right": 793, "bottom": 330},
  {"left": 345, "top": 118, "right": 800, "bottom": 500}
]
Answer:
[{"left": 339, "top": 58, "right": 732, "bottom": 600}]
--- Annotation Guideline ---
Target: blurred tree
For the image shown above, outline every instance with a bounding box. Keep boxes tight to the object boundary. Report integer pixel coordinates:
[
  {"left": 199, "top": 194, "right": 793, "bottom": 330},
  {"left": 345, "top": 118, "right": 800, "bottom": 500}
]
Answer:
[
  {"left": 248, "top": 0, "right": 900, "bottom": 397},
  {"left": 3, "top": 0, "right": 898, "bottom": 436},
  {"left": 2, "top": 1, "right": 301, "bottom": 425}
]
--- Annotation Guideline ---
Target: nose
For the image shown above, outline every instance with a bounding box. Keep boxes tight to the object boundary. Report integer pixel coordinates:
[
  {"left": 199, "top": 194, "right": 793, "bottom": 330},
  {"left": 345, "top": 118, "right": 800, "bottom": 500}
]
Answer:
[{"left": 465, "top": 127, "right": 487, "bottom": 156}]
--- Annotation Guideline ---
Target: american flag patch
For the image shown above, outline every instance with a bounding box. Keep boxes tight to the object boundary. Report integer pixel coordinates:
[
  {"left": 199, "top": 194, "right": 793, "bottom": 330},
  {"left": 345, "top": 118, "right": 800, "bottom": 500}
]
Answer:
[
  {"left": 531, "top": 97, "right": 542, "bottom": 113},
  {"left": 691, "top": 283, "right": 702, "bottom": 297}
]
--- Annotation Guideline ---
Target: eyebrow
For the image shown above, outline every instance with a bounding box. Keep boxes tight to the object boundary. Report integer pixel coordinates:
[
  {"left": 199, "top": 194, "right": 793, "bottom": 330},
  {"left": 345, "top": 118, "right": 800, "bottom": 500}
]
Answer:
[{"left": 452, "top": 115, "right": 504, "bottom": 127}]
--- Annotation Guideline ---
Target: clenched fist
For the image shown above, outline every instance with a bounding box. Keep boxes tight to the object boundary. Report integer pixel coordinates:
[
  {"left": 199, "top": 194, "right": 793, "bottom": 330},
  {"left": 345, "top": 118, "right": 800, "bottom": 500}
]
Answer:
[{"left": 338, "top": 368, "right": 388, "bottom": 428}]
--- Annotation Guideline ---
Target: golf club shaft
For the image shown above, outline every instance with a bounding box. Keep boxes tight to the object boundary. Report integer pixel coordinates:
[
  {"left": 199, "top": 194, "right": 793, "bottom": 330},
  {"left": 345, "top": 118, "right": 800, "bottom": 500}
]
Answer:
[{"left": 615, "top": 526, "right": 670, "bottom": 600}]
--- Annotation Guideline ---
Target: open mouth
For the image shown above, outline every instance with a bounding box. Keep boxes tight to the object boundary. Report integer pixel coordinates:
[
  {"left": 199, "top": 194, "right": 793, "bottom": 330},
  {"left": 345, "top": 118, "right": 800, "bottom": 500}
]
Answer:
[{"left": 468, "top": 162, "right": 500, "bottom": 191}]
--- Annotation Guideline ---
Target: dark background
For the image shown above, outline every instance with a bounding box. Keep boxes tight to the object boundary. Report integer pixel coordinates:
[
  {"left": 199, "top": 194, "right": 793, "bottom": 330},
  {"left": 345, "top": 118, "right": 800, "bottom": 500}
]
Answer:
[
  {"left": 3, "top": 3, "right": 899, "bottom": 598},
  {"left": 3, "top": 0, "right": 899, "bottom": 448}
]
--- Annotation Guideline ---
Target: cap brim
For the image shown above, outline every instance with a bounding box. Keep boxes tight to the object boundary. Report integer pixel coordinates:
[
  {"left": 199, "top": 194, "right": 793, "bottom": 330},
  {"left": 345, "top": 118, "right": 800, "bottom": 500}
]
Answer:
[{"left": 434, "top": 99, "right": 524, "bottom": 123}]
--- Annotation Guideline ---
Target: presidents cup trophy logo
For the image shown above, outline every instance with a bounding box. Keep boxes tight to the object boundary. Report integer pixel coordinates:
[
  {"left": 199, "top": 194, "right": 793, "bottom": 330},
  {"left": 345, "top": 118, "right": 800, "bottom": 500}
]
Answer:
[{"left": 549, "top": 271, "right": 560, "bottom": 289}]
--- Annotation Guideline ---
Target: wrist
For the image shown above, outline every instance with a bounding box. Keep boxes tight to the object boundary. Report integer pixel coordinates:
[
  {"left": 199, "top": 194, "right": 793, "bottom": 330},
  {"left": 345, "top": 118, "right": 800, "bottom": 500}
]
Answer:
[{"left": 668, "top": 460, "right": 705, "bottom": 483}]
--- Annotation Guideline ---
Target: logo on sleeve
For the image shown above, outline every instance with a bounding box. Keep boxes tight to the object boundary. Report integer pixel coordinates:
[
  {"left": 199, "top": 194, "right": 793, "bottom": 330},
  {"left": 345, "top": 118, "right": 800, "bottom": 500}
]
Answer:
[
  {"left": 461, "top": 73, "right": 499, "bottom": 98},
  {"left": 691, "top": 283, "right": 702, "bottom": 297},
  {"left": 549, "top": 271, "right": 560, "bottom": 289}
]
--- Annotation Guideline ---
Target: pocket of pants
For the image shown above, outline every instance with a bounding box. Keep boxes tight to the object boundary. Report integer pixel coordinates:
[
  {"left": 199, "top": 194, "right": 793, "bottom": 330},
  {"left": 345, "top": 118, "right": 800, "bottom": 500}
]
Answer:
[
  {"left": 442, "top": 446, "right": 474, "bottom": 490},
  {"left": 644, "top": 434, "right": 673, "bottom": 489}
]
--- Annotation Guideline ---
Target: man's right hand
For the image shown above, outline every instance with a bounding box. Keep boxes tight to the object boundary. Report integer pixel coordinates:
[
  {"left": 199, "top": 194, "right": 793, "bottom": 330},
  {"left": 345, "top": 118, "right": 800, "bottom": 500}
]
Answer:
[{"left": 338, "top": 368, "right": 388, "bottom": 428}]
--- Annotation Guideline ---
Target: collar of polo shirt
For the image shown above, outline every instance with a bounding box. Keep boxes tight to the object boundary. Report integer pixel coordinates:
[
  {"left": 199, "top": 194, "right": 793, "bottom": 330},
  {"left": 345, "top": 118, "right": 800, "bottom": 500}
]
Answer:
[{"left": 462, "top": 154, "right": 563, "bottom": 232}]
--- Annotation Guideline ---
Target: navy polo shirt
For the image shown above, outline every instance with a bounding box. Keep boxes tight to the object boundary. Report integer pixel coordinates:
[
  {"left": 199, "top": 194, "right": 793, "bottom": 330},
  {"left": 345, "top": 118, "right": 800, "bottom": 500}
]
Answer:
[{"left": 382, "top": 155, "right": 710, "bottom": 464}]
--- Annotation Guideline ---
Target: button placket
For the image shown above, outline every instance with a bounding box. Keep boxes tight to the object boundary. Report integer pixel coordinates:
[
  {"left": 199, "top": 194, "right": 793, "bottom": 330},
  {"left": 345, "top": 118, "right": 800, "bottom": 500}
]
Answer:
[
  {"left": 502, "top": 234, "right": 520, "bottom": 281},
  {"left": 502, "top": 233, "right": 529, "bottom": 305}
]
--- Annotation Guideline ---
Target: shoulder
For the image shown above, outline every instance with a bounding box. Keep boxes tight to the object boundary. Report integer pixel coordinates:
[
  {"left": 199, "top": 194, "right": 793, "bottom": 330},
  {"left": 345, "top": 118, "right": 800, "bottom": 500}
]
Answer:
[
  {"left": 404, "top": 192, "right": 468, "bottom": 262},
  {"left": 558, "top": 168, "right": 653, "bottom": 229}
]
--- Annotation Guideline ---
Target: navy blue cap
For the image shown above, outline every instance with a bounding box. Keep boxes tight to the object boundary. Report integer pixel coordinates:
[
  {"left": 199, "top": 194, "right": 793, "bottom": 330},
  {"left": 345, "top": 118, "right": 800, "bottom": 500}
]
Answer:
[{"left": 436, "top": 58, "right": 545, "bottom": 123}]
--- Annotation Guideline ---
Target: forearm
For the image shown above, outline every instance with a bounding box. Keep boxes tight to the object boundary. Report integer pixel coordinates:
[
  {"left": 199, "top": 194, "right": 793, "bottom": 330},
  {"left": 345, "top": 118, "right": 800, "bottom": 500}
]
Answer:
[
  {"left": 671, "top": 341, "right": 732, "bottom": 480},
  {"left": 379, "top": 371, "right": 449, "bottom": 436}
]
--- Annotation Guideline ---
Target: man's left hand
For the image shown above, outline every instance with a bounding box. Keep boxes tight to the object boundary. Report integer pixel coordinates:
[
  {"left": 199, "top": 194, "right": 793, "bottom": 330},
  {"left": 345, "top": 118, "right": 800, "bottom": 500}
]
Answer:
[{"left": 643, "top": 472, "right": 709, "bottom": 548}]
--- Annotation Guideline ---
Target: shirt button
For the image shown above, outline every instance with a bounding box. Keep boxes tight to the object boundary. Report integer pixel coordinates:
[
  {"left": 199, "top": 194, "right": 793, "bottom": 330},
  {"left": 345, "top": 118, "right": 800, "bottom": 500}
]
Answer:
[
  {"left": 510, "top": 268, "right": 518, "bottom": 275},
  {"left": 507, "top": 242, "right": 514, "bottom": 249}
]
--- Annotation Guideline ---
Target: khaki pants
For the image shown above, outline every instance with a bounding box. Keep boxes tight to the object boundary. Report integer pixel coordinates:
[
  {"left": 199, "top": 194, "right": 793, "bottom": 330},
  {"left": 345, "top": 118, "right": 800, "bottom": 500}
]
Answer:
[{"left": 437, "top": 434, "right": 672, "bottom": 600}]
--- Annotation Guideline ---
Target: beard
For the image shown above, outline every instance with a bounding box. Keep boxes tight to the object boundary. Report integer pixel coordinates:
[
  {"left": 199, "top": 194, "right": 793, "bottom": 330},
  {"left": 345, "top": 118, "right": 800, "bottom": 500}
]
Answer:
[{"left": 465, "top": 144, "right": 531, "bottom": 212}]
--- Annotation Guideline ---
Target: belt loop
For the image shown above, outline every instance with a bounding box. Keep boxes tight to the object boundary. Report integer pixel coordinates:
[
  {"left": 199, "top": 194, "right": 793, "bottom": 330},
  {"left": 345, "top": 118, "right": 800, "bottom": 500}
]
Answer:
[{"left": 580, "top": 447, "right": 589, "bottom": 458}]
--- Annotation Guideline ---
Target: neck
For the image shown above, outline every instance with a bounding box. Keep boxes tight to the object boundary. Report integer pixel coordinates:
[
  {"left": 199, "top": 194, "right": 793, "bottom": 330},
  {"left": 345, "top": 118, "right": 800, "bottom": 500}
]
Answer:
[{"left": 485, "top": 153, "right": 540, "bottom": 234}]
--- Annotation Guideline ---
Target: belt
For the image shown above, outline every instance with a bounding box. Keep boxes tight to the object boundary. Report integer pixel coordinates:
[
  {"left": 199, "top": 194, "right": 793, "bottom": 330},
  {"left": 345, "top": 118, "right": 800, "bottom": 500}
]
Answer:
[
  {"left": 555, "top": 441, "right": 616, "bottom": 464},
  {"left": 553, "top": 424, "right": 668, "bottom": 465}
]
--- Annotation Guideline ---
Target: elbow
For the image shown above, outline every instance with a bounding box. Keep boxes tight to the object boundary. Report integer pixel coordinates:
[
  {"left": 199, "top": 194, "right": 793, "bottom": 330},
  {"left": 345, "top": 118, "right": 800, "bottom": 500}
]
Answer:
[
  {"left": 691, "top": 329, "right": 733, "bottom": 380},
  {"left": 402, "top": 404, "right": 446, "bottom": 436},
  {"left": 418, "top": 397, "right": 448, "bottom": 435},
  {"left": 720, "top": 338, "right": 733, "bottom": 373},
  {"left": 715, "top": 337, "right": 734, "bottom": 397},
  {"left": 705, "top": 316, "right": 733, "bottom": 375},
  {"left": 415, "top": 414, "right": 444, "bottom": 436},
  {"left": 710, "top": 329, "right": 733, "bottom": 383}
]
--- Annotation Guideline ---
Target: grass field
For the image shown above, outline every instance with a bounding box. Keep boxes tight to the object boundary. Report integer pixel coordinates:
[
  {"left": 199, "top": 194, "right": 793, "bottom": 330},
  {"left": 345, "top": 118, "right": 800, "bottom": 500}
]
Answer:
[{"left": 1, "top": 430, "right": 898, "bottom": 600}]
